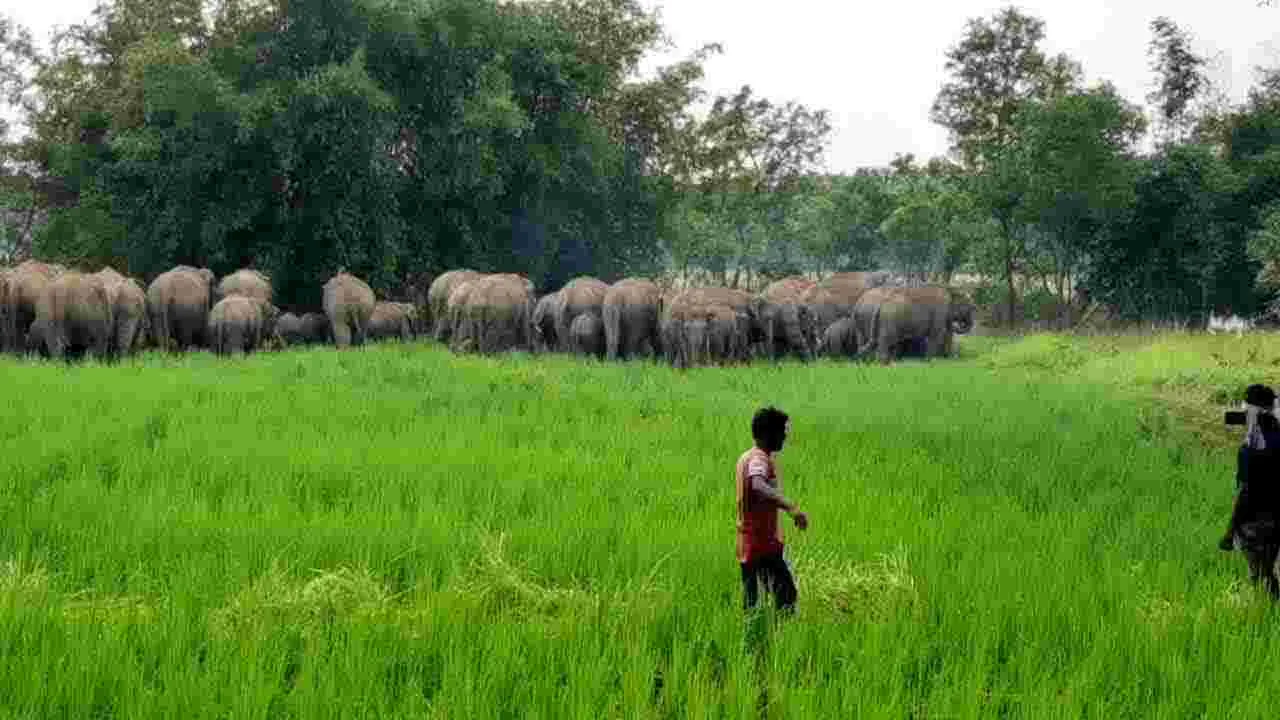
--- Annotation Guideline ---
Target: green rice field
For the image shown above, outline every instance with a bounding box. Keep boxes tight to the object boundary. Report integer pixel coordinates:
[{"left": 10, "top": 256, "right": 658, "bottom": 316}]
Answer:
[{"left": 2, "top": 332, "right": 1280, "bottom": 718}]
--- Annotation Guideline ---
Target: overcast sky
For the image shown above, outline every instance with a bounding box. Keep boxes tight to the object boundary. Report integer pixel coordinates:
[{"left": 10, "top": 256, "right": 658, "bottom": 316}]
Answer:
[{"left": 7, "top": 0, "right": 1280, "bottom": 172}]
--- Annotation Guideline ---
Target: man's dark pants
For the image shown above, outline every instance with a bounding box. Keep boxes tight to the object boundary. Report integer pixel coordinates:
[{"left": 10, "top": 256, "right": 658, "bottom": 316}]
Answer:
[
  {"left": 740, "top": 552, "right": 796, "bottom": 612},
  {"left": 1240, "top": 520, "right": 1280, "bottom": 598}
]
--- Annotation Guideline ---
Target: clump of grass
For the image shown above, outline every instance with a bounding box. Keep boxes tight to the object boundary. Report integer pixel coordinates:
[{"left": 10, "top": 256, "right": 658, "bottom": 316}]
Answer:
[
  {"left": 448, "top": 532, "right": 595, "bottom": 620},
  {"left": 791, "top": 546, "right": 920, "bottom": 623},
  {"left": 208, "top": 561, "right": 398, "bottom": 639}
]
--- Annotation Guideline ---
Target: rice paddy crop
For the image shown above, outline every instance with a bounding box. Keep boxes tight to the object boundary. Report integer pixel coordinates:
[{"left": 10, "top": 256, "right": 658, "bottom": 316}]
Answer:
[{"left": 1, "top": 333, "right": 1278, "bottom": 718}]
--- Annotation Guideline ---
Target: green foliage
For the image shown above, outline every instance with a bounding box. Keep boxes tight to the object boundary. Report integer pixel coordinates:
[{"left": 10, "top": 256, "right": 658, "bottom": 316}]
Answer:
[
  {"left": 1147, "top": 17, "right": 1209, "bottom": 146},
  {"left": 930, "top": 5, "right": 1082, "bottom": 169},
  {"left": 1247, "top": 202, "right": 1280, "bottom": 290},
  {"left": 33, "top": 184, "right": 126, "bottom": 270}
]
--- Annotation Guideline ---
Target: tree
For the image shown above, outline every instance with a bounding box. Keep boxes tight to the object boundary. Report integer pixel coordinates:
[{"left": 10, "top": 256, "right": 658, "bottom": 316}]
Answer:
[
  {"left": 684, "top": 84, "right": 832, "bottom": 286},
  {"left": 1247, "top": 202, "right": 1280, "bottom": 297},
  {"left": 930, "top": 6, "right": 1081, "bottom": 170},
  {"left": 0, "top": 13, "right": 35, "bottom": 144},
  {"left": 931, "top": 5, "right": 1083, "bottom": 325},
  {"left": 1146, "top": 16, "right": 1208, "bottom": 147},
  {"left": 1007, "top": 83, "right": 1146, "bottom": 309}
]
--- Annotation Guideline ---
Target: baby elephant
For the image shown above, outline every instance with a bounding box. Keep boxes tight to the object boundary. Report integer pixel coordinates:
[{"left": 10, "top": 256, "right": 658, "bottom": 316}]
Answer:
[
  {"left": 208, "top": 296, "right": 280, "bottom": 356},
  {"left": 569, "top": 313, "right": 605, "bottom": 359},
  {"left": 818, "top": 317, "right": 859, "bottom": 359}
]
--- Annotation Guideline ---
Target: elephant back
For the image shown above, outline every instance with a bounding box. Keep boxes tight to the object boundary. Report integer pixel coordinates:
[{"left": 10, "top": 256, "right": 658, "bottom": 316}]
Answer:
[
  {"left": 456, "top": 273, "right": 534, "bottom": 353},
  {"left": 428, "top": 269, "right": 482, "bottom": 321},
  {"left": 217, "top": 268, "right": 273, "bottom": 304},
  {"left": 323, "top": 272, "right": 376, "bottom": 316},
  {"left": 760, "top": 276, "right": 815, "bottom": 305}
]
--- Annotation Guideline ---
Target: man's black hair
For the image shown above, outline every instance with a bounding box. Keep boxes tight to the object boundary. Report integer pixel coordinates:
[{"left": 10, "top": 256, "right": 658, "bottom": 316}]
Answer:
[
  {"left": 752, "top": 406, "right": 789, "bottom": 446},
  {"left": 1247, "top": 384, "right": 1277, "bottom": 408}
]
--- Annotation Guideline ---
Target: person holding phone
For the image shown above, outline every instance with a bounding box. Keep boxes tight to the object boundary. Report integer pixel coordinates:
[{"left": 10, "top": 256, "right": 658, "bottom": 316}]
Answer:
[{"left": 1219, "top": 384, "right": 1280, "bottom": 599}]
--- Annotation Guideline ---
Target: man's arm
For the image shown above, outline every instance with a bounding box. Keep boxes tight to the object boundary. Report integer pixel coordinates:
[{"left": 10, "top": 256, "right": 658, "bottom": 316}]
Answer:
[{"left": 749, "top": 473, "right": 799, "bottom": 514}]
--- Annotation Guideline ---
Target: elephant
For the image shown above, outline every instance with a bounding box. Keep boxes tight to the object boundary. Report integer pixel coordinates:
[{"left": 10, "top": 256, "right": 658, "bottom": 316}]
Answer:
[
  {"left": 322, "top": 271, "right": 376, "bottom": 348},
  {"left": 449, "top": 273, "right": 535, "bottom": 354},
  {"left": 602, "top": 278, "right": 662, "bottom": 361},
  {"left": 816, "top": 316, "right": 859, "bottom": 358},
  {"left": 368, "top": 301, "right": 418, "bottom": 342},
  {"left": 548, "top": 276, "right": 608, "bottom": 352},
  {"left": 531, "top": 292, "right": 559, "bottom": 352},
  {"left": 568, "top": 312, "right": 605, "bottom": 359},
  {"left": 852, "top": 285, "right": 976, "bottom": 364},
  {"left": 28, "top": 271, "right": 115, "bottom": 361},
  {"left": 662, "top": 304, "right": 748, "bottom": 369},
  {"left": 659, "top": 288, "right": 758, "bottom": 368},
  {"left": 4, "top": 260, "right": 66, "bottom": 353},
  {"left": 207, "top": 295, "right": 280, "bottom": 356},
  {"left": 147, "top": 265, "right": 216, "bottom": 352},
  {"left": 275, "top": 311, "right": 331, "bottom": 346},
  {"left": 92, "top": 267, "right": 149, "bottom": 358},
  {"left": 443, "top": 276, "right": 486, "bottom": 347},
  {"left": 662, "top": 286, "right": 765, "bottom": 354},
  {"left": 801, "top": 271, "right": 891, "bottom": 342},
  {"left": 216, "top": 268, "right": 273, "bottom": 304},
  {"left": 758, "top": 276, "right": 817, "bottom": 361},
  {"left": 428, "top": 269, "right": 483, "bottom": 342}
]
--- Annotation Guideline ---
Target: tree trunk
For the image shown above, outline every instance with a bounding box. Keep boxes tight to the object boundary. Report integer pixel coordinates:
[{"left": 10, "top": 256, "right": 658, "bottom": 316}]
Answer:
[{"left": 1004, "top": 238, "right": 1017, "bottom": 329}]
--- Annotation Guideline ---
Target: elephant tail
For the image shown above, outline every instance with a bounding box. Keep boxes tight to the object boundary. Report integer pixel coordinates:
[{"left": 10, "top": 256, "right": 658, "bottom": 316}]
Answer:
[
  {"left": 603, "top": 302, "right": 621, "bottom": 361},
  {"left": 151, "top": 303, "right": 169, "bottom": 352},
  {"left": 856, "top": 304, "right": 881, "bottom": 358}
]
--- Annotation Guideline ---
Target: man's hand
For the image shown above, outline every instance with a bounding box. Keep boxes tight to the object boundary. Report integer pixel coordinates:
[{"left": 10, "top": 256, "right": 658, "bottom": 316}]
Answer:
[{"left": 791, "top": 510, "right": 808, "bottom": 531}]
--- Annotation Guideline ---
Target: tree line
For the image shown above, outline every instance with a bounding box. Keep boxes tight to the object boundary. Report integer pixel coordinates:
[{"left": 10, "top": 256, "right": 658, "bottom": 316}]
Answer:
[{"left": 1, "top": 1, "right": 1279, "bottom": 327}]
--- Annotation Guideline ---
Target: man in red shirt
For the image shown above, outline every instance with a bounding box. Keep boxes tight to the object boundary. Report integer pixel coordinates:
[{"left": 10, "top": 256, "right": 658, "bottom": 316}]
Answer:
[{"left": 736, "top": 406, "right": 808, "bottom": 613}]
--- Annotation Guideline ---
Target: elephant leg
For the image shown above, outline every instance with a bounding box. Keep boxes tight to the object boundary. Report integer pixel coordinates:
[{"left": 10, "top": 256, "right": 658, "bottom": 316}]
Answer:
[
  {"left": 47, "top": 333, "right": 65, "bottom": 361},
  {"left": 332, "top": 320, "right": 351, "bottom": 349}
]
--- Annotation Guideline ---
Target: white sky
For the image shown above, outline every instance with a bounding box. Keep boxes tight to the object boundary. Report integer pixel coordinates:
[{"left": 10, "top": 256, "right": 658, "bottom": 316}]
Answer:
[{"left": 5, "top": 0, "right": 1280, "bottom": 172}]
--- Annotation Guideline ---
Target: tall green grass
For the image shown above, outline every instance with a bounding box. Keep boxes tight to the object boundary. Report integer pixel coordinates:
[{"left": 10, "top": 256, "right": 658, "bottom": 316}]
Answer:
[{"left": 0, "top": 334, "right": 1278, "bottom": 718}]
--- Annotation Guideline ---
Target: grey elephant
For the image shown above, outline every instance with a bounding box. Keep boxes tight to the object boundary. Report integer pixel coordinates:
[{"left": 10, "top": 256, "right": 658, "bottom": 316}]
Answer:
[
  {"left": 147, "top": 265, "right": 216, "bottom": 352},
  {"left": 816, "top": 316, "right": 859, "bottom": 358},
  {"left": 800, "top": 272, "right": 890, "bottom": 343},
  {"left": 216, "top": 268, "right": 273, "bottom": 304},
  {"left": 428, "top": 269, "right": 483, "bottom": 342},
  {"left": 660, "top": 289, "right": 754, "bottom": 368},
  {"left": 547, "top": 276, "right": 608, "bottom": 352},
  {"left": 568, "top": 313, "right": 605, "bottom": 359},
  {"left": 531, "top": 292, "right": 559, "bottom": 352},
  {"left": 450, "top": 273, "right": 535, "bottom": 354},
  {"left": 323, "top": 271, "right": 376, "bottom": 348},
  {"left": 368, "top": 301, "right": 418, "bottom": 342},
  {"left": 662, "top": 286, "right": 764, "bottom": 361},
  {"left": 443, "top": 277, "right": 483, "bottom": 347},
  {"left": 4, "top": 260, "right": 66, "bottom": 354},
  {"left": 853, "top": 285, "right": 976, "bottom": 364},
  {"left": 665, "top": 307, "right": 744, "bottom": 369},
  {"left": 28, "top": 271, "right": 115, "bottom": 361},
  {"left": 275, "top": 311, "right": 331, "bottom": 346},
  {"left": 208, "top": 295, "right": 280, "bottom": 356},
  {"left": 92, "top": 267, "right": 149, "bottom": 358},
  {"left": 602, "top": 278, "right": 662, "bottom": 361},
  {"left": 758, "top": 276, "right": 817, "bottom": 361}
]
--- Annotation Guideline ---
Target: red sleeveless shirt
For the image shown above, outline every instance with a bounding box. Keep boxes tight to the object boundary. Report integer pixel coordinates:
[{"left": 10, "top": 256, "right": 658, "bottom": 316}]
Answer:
[{"left": 736, "top": 447, "right": 784, "bottom": 563}]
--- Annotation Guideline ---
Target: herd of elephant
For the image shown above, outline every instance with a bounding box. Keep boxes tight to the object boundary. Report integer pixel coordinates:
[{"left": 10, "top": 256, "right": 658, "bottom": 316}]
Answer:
[
  {"left": 0, "top": 261, "right": 976, "bottom": 365},
  {"left": 429, "top": 269, "right": 977, "bottom": 366},
  {"left": 0, "top": 261, "right": 417, "bottom": 359}
]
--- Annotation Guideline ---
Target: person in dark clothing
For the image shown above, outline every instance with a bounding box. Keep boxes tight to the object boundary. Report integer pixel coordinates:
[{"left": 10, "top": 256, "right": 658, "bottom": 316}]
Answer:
[{"left": 1220, "top": 384, "right": 1280, "bottom": 598}]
